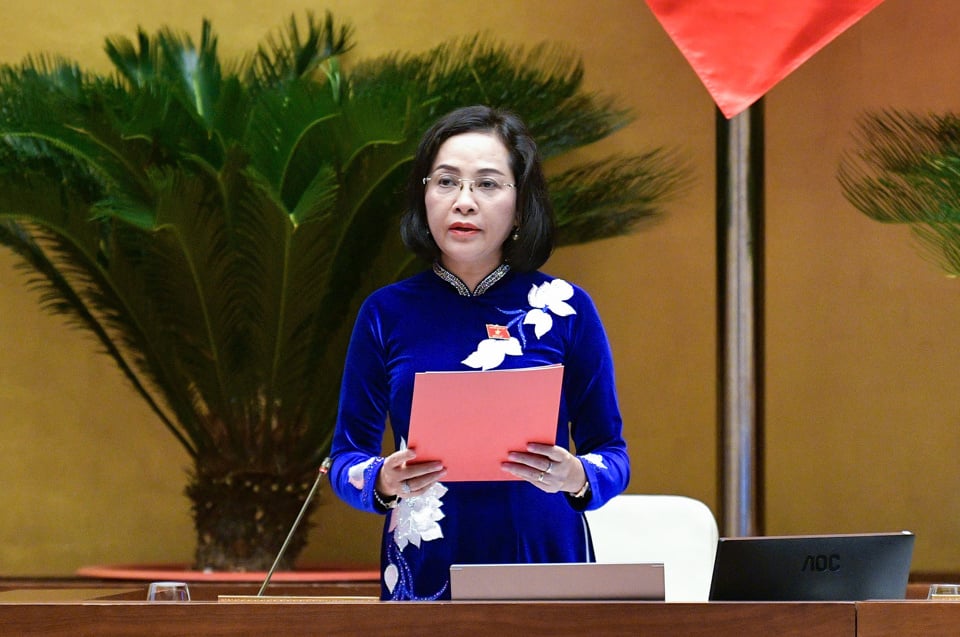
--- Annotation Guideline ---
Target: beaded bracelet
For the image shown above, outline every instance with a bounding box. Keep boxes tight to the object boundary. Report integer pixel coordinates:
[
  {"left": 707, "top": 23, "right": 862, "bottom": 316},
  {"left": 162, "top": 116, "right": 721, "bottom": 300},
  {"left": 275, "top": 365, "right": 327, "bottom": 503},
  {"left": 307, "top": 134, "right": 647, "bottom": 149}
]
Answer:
[{"left": 374, "top": 489, "right": 399, "bottom": 510}]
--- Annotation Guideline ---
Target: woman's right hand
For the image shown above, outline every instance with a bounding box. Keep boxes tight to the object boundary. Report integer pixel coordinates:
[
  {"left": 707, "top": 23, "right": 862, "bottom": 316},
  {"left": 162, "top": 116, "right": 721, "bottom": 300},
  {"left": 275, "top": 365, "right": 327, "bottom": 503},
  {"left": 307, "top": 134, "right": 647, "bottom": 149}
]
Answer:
[{"left": 376, "top": 448, "right": 446, "bottom": 498}]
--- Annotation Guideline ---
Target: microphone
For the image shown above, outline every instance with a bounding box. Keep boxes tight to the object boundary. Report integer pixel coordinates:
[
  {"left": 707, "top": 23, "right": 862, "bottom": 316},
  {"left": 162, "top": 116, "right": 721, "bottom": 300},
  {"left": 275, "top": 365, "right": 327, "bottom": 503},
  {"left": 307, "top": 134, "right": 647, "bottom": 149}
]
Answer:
[{"left": 256, "top": 457, "right": 333, "bottom": 597}]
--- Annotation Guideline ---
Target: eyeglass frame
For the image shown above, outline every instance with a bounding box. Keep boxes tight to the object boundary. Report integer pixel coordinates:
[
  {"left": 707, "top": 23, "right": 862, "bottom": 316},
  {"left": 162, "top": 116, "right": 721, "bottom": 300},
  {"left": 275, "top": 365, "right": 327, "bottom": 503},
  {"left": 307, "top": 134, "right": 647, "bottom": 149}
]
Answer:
[{"left": 422, "top": 174, "right": 516, "bottom": 195}]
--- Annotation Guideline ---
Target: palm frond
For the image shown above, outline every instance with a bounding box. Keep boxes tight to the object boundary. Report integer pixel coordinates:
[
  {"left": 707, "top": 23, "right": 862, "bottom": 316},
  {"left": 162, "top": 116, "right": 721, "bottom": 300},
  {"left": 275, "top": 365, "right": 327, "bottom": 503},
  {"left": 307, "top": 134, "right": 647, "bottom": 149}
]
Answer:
[
  {"left": 550, "top": 150, "right": 693, "bottom": 244},
  {"left": 351, "top": 37, "right": 632, "bottom": 158},
  {"left": 247, "top": 11, "right": 354, "bottom": 86},
  {"left": 105, "top": 28, "right": 156, "bottom": 88},
  {"left": 840, "top": 109, "right": 960, "bottom": 275},
  {"left": 0, "top": 214, "right": 201, "bottom": 456}
]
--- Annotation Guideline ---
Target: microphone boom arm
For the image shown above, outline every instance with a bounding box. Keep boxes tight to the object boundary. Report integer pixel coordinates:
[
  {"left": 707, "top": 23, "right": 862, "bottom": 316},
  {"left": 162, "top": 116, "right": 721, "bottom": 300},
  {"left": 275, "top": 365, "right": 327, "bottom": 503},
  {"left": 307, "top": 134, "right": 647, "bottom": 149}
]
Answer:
[{"left": 256, "top": 457, "right": 333, "bottom": 597}]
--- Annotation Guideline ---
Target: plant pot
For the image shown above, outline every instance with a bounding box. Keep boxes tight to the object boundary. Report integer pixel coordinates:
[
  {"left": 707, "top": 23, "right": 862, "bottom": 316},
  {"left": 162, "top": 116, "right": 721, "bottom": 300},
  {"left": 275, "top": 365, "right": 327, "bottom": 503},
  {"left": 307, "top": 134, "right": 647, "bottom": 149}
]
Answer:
[{"left": 187, "top": 468, "right": 317, "bottom": 572}]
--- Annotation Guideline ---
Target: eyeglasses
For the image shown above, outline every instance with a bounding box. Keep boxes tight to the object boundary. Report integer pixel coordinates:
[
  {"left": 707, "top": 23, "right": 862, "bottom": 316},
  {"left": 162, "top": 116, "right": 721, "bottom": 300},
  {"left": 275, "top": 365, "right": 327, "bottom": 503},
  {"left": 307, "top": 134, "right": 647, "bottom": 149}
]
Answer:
[{"left": 422, "top": 173, "right": 516, "bottom": 198}]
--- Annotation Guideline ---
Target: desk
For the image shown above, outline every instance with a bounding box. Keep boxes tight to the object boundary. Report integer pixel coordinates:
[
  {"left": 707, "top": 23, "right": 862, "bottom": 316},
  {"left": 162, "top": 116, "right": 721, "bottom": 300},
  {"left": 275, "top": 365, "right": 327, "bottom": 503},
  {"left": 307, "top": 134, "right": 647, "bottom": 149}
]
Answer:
[
  {"left": 14, "top": 579, "right": 960, "bottom": 637},
  {"left": 0, "top": 580, "right": 854, "bottom": 637},
  {"left": 0, "top": 599, "right": 855, "bottom": 637},
  {"left": 857, "top": 600, "right": 960, "bottom": 637}
]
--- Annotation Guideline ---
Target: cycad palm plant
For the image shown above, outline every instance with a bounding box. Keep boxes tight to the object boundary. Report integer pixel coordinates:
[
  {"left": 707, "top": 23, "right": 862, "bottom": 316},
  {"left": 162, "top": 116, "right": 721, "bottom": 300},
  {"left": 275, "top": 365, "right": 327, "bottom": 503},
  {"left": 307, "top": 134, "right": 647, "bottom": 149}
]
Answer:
[
  {"left": 0, "top": 12, "right": 688, "bottom": 571},
  {"left": 840, "top": 110, "right": 960, "bottom": 275}
]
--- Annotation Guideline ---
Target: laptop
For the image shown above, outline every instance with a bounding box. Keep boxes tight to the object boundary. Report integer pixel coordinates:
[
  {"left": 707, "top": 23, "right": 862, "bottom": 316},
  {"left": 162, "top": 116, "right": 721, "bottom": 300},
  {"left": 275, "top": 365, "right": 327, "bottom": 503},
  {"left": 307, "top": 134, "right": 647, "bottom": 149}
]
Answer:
[
  {"left": 708, "top": 531, "right": 915, "bottom": 601},
  {"left": 450, "top": 562, "right": 665, "bottom": 601}
]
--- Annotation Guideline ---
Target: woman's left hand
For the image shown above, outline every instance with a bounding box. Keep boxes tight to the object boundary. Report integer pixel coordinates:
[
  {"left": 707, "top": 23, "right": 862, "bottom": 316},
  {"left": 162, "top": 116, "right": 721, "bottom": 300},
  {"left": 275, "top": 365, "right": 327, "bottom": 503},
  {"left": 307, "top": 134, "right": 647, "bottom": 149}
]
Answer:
[{"left": 502, "top": 443, "right": 587, "bottom": 494}]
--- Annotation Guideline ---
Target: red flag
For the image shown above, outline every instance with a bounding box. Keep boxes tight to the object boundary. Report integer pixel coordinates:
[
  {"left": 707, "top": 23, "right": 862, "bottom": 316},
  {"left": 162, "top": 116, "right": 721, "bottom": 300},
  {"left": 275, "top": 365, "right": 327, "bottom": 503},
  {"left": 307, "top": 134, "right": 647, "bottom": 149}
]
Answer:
[
  {"left": 485, "top": 324, "right": 511, "bottom": 340},
  {"left": 646, "top": 0, "right": 886, "bottom": 118}
]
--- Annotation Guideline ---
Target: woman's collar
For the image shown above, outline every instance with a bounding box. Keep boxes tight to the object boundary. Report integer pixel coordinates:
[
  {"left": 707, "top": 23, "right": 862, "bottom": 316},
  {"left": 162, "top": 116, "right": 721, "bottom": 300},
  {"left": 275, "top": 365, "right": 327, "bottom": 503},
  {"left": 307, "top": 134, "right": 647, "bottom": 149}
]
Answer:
[{"left": 432, "top": 261, "right": 511, "bottom": 297}]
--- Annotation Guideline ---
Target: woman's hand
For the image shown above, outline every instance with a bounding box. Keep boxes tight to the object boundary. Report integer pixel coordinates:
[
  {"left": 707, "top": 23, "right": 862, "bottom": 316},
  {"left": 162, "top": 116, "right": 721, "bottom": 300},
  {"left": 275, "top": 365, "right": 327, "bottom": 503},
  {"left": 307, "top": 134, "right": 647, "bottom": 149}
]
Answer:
[
  {"left": 502, "top": 443, "right": 587, "bottom": 494},
  {"left": 376, "top": 448, "right": 446, "bottom": 498}
]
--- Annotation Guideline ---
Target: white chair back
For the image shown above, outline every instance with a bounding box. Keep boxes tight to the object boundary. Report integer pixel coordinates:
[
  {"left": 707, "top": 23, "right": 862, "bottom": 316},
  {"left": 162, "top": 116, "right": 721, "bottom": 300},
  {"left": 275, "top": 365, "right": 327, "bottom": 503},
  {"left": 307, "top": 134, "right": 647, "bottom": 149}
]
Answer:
[{"left": 584, "top": 494, "right": 719, "bottom": 602}]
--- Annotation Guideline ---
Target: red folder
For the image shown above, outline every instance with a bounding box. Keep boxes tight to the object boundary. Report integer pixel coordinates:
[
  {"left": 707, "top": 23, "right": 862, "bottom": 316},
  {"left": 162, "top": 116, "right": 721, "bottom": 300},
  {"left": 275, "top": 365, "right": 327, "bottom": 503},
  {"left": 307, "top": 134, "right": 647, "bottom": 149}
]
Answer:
[{"left": 407, "top": 364, "right": 564, "bottom": 481}]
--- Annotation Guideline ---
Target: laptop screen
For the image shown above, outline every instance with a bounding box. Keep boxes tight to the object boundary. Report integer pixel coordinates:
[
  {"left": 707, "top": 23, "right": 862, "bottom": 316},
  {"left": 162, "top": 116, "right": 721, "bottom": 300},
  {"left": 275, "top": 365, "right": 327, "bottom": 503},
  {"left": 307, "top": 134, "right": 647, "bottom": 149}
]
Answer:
[{"left": 708, "top": 531, "right": 914, "bottom": 601}]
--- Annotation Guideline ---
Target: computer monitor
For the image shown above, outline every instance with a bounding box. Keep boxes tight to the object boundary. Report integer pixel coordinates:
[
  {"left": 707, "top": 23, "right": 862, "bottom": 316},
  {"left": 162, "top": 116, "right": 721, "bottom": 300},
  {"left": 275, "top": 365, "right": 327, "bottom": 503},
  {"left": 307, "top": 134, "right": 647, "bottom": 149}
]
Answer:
[{"left": 708, "top": 531, "right": 915, "bottom": 601}]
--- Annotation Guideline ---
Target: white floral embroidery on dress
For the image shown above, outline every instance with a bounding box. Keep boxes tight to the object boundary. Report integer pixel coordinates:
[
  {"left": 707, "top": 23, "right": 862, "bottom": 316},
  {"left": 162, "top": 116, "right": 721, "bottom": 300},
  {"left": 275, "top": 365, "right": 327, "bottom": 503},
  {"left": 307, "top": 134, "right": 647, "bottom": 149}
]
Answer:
[
  {"left": 461, "top": 278, "right": 577, "bottom": 370},
  {"left": 524, "top": 278, "right": 576, "bottom": 338},
  {"left": 348, "top": 457, "right": 377, "bottom": 490},
  {"left": 582, "top": 453, "right": 607, "bottom": 469},
  {"left": 390, "top": 482, "right": 449, "bottom": 551},
  {"left": 460, "top": 335, "right": 522, "bottom": 370},
  {"left": 384, "top": 563, "right": 399, "bottom": 593}
]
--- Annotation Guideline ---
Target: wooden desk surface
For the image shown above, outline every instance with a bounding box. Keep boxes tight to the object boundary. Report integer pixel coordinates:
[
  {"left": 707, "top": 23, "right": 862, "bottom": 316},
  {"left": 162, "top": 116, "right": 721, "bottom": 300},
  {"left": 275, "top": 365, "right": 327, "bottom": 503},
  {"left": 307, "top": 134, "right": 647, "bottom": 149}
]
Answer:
[
  {"left": 0, "top": 600, "right": 855, "bottom": 637},
  {"left": 0, "top": 577, "right": 380, "bottom": 601},
  {"left": 15, "top": 579, "right": 960, "bottom": 636},
  {"left": 856, "top": 600, "right": 960, "bottom": 637}
]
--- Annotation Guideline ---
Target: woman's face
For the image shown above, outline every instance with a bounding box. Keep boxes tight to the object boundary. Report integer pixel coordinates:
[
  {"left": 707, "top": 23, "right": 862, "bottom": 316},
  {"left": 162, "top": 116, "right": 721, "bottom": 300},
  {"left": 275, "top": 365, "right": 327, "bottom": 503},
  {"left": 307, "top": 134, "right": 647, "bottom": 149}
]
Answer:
[{"left": 424, "top": 131, "right": 518, "bottom": 283}]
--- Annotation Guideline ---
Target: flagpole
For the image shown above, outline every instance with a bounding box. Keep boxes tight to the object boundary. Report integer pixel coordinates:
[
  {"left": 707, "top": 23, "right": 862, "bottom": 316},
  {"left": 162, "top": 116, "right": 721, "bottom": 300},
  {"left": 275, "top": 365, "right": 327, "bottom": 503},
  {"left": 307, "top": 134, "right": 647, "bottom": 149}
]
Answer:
[{"left": 716, "top": 100, "right": 765, "bottom": 537}]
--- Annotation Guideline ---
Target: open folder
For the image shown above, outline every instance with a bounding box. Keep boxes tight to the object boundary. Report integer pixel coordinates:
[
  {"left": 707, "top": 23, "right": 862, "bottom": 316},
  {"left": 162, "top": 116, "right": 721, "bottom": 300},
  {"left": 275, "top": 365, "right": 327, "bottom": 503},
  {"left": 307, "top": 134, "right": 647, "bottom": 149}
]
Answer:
[{"left": 407, "top": 364, "right": 564, "bottom": 481}]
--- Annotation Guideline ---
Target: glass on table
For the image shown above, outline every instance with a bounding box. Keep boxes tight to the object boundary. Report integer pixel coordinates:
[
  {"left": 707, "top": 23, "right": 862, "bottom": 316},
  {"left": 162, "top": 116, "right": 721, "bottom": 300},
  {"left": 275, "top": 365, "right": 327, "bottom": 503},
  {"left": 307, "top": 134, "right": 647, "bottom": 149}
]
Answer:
[
  {"left": 927, "top": 584, "right": 960, "bottom": 600},
  {"left": 147, "top": 581, "right": 191, "bottom": 602}
]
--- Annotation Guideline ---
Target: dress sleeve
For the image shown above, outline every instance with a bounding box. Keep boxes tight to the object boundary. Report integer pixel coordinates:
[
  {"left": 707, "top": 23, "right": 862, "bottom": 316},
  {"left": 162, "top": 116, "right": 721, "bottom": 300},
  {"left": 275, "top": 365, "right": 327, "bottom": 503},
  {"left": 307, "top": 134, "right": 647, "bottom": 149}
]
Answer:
[
  {"left": 562, "top": 287, "right": 631, "bottom": 512},
  {"left": 328, "top": 296, "right": 391, "bottom": 514}
]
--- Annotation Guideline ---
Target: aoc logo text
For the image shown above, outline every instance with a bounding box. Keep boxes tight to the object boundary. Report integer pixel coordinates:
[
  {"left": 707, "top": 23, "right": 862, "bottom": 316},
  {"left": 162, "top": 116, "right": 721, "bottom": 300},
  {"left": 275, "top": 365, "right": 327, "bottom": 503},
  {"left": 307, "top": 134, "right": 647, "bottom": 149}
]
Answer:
[{"left": 802, "top": 553, "right": 840, "bottom": 572}]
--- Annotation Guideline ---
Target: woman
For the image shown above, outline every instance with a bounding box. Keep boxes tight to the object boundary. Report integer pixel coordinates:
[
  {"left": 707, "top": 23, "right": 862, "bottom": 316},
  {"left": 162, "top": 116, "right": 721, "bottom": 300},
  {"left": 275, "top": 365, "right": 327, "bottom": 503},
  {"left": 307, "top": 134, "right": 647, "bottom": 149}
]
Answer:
[{"left": 329, "top": 105, "right": 630, "bottom": 600}]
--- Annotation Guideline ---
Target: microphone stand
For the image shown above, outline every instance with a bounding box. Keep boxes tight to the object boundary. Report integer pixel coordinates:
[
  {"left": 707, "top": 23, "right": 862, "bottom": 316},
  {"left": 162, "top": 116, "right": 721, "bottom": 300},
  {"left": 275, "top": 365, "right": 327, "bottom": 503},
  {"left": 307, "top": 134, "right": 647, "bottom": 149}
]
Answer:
[{"left": 256, "top": 457, "right": 333, "bottom": 597}]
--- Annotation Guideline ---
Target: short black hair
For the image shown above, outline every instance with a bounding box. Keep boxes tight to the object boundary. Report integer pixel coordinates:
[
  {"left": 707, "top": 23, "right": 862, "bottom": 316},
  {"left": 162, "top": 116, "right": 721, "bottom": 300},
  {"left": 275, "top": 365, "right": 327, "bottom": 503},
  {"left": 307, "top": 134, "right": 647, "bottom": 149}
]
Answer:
[{"left": 400, "top": 105, "right": 555, "bottom": 271}]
